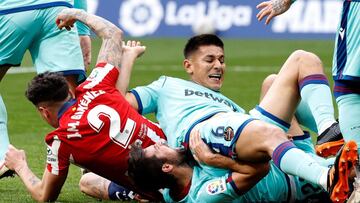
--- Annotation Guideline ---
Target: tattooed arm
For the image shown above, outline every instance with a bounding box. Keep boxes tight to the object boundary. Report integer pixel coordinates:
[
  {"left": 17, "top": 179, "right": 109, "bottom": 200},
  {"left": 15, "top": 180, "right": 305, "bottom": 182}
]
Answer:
[
  {"left": 256, "top": 0, "right": 293, "bottom": 25},
  {"left": 56, "top": 8, "right": 123, "bottom": 67},
  {"left": 5, "top": 145, "right": 67, "bottom": 202}
]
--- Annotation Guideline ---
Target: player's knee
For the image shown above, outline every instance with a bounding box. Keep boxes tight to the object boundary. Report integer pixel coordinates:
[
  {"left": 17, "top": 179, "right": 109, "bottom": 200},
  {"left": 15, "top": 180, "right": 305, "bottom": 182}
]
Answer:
[
  {"left": 260, "top": 124, "right": 288, "bottom": 152},
  {"left": 78, "top": 173, "right": 91, "bottom": 194},
  {"left": 290, "top": 50, "right": 323, "bottom": 70},
  {"left": 260, "top": 74, "right": 277, "bottom": 98}
]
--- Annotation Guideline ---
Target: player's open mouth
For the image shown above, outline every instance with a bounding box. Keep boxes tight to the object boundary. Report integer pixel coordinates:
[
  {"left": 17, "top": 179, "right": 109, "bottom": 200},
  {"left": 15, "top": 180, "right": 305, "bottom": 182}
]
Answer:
[{"left": 209, "top": 74, "right": 221, "bottom": 80}]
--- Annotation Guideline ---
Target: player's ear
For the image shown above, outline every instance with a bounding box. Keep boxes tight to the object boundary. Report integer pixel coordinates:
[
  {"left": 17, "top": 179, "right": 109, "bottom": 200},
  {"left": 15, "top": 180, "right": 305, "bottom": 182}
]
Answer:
[
  {"left": 38, "top": 106, "right": 52, "bottom": 122},
  {"left": 183, "top": 59, "right": 193, "bottom": 75},
  {"left": 162, "top": 163, "right": 173, "bottom": 173}
]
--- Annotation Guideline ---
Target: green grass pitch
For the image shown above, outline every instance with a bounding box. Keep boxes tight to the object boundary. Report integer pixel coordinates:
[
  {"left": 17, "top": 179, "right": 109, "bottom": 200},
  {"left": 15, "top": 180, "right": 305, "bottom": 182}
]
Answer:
[{"left": 0, "top": 38, "right": 334, "bottom": 202}]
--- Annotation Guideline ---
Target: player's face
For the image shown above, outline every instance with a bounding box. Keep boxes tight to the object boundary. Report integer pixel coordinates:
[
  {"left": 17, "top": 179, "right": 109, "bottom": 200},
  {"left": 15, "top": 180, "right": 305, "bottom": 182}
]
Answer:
[
  {"left": 185, "top": 45, "right": 225, "bottom": 91},
  {"left": 37, "top": 105, "right": 60, "bottom": 128},
  {"left": 143, "top": 141, "right": 180, "bottom": 161}
]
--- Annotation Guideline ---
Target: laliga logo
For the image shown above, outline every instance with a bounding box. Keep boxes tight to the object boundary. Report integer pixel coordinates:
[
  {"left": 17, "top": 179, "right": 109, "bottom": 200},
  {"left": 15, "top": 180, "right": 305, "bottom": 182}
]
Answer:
[{"left": 119, "top": 0, "right": 164, "bottom": 37}]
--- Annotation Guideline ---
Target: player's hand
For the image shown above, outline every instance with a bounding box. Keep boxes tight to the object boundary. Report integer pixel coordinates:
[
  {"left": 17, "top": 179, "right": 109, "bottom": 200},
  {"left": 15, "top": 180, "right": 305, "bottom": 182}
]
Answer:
[
  {"left": 56, "top": 8, "right": 79, "bottom": 30},
  {"left": 4, "top": 145, "right": 27, "bottom": 173},
  {"left": 122, "top": 40, "right": 146, "bottom": 59},
  {"left": 189, "top": 130, "right": 214, "bottom": 164},
  {"left": 256, "top": 0, "right": 292, "bottom": 25}
]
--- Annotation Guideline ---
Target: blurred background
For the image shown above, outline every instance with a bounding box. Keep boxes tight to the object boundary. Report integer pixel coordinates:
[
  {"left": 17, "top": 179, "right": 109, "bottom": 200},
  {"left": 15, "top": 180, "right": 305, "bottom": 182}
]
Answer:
[{"left": 89, "top": 0, "right": 340, "bottom": 39}]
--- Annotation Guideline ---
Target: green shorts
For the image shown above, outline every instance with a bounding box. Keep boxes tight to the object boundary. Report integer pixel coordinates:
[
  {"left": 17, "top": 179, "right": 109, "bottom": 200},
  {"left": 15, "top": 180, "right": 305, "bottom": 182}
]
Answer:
[{"left": 0, "top": 6, "right": 85, "bottom": 81}]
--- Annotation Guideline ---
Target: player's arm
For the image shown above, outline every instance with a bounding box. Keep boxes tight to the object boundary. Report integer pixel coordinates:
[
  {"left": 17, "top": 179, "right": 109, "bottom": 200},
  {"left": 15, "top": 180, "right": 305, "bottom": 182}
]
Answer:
[
  {"left": 190, "top": 131, "right": 269, "bottom": 194},
  {"left": 189, "top": 130, "right": 243, "bottom": 171},
  {"left": 5, "top": 145, "right": 67, "bottom": 202},
  {"left": 116, "top": 41, "right": 146, "bottom": 95},
  {"left": 118, "top": 40, "right": 145, "bottom": 108},
  {"left": 56, "top": 9, "right": 141, "bottom": 110},
  {"left": 256, "top": 0, "right": 294, "bottom": 25},
  {"left": 189, "top": 130, "right": 269, "bottom": 174},
  {"left": 56, "top": 8, "right": 123, "bottom": 68},
  {"left": 74, "top": 0, "right": 92, "bottom": 71}
]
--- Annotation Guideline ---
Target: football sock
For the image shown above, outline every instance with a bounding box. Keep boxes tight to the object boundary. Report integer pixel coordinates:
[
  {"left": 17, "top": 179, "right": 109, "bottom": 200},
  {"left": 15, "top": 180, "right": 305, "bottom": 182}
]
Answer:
[
  {"left": 295, "top": 100, "right": 318, "bottom": 133},
  {"left": 273, "top": 141, "right": 328, "bottom": 188},
  {"left": 337, "top": 94, "right": 360, "bottom": 145},
  {"left": 0, "top": 95, "right": 9, "bottom": 161},
  {"left": 292, "top": 132, "right": 336, "bottom": 167},
  {"left": 299, "top": 74, "right": 336, "bottom": 135},
  {"left": 108, "top": 181, "right": 135, "bottom": 200}
]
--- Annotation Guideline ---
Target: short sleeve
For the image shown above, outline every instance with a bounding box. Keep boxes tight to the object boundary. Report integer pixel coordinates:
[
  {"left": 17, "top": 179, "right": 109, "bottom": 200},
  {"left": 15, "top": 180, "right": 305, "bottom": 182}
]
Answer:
[{"left": 130, "top": 76, "right": 167, "bottom": 115}]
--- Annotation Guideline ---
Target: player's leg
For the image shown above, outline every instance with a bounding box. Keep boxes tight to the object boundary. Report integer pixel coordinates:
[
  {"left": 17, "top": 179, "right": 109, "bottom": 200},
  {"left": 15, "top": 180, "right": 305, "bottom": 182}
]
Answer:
[
  {"left": 261, "top": 74, "right": 339, "bottom": 160},
  {"left": 261, "top": 74, "right": 319, "bottom": 134},
  {"left": 198, "top": 111, "right": 329, "bottom": 188},
  {"left": 337, "top": 94, "right": 360, "bottom": 145},
  {"left": 30, "top": 6, "right": 86, "bottom": 95},
  {"left": 79, "top": 173, "right": 146, "bottom": 201},
  {"left": 199, "top": 74, "right": 331, "bottom": 189},
  {"left": 0, "top": 12, "right": 38, "bottom": 178},
  {"left": 259, "top": 50, "right": 340, "bottom": 156},
  {"left": 260, "top": 50, "right": 336, "bottom": 132},
  {"left": 332, "top": 1, "right": 360, "bottom": 148},
  {"left": 0, "top": 67, "right": 11, "bottom": 178},
  {"left": 79, "top": 173, "right": 111, "bottom": 200},
  {"left": 235, "top": 120, "right": 357, "bottom": 202},
  {"left": 243, "top": 71, "right": 352, "bottom": 199},
  {"left": 0, "top": 76, "right": 9, "bottom": 162},
  {"left": 332, "top": 3, "right": 360, "bottom": 202}
]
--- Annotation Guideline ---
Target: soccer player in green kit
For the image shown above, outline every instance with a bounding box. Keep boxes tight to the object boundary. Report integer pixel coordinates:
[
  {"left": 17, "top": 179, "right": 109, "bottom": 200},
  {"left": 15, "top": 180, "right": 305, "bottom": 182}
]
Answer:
[
  {"left": 0, "top": 0, "right": 91, "bottom": 177},
  {"left": 256, "top": 0, "right": 360, "bottom": 157}
]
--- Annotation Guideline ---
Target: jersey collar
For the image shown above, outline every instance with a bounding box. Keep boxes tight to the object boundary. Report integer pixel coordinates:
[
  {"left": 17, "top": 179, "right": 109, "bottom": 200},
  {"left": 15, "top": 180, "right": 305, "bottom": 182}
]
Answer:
[{"left": 57, "top": 98, "right": 77, "bottom": 120}]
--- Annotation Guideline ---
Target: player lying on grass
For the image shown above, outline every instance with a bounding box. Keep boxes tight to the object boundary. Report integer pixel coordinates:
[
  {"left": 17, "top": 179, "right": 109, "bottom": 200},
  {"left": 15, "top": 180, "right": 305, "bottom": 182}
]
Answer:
[
  {"left": 127, "top": 71, "right": 357, "bottom": 203},
  {"left": 79, "top": 33, "right": 352, "bottom": 202},
  {"left": 81, "top": 36, "right": 356, "bottom": 202},
  {"left": 129, "top": 131, "right": 356, "bottom": 202},
  {"left": 3, "top": 8, "right": 168, "bottom": 202},
  {"left": 121, "top": 33, "right": 355, "bottom": 202}
]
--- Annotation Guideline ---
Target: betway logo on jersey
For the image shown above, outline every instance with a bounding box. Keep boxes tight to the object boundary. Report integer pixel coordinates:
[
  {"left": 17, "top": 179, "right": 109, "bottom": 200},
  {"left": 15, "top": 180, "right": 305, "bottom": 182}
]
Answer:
[{"left": 185, "top": 89, "right": 237, "bottom": 112}]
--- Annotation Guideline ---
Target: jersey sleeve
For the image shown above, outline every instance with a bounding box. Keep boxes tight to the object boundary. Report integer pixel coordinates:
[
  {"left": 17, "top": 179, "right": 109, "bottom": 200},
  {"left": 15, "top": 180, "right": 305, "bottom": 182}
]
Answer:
[
  {"left": 196, "top": 173, "right": 241, "bottom": 202},
  {"left": 74, "top": 0, "right": 91, "bottom": 36},
  {"left": 46, "top": 137, "right": 70, "bottom": 176},
  {"left": 130, "top": 76, "right": 166, "bottom": 115}
]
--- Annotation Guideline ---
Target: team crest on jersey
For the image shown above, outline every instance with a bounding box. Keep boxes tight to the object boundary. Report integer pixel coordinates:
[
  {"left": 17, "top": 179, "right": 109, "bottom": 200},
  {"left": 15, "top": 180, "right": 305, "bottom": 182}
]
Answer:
[
  {"left": 224, "top": 126, "right": 234, "bottom": 141},
  {"left": 206, "top": 179, "right": 226, "bottom": 195},
  {"left": 88, "top": 69, "right": 98, "bottom": 79},
  {"left": 46, "top": 146, "right": 58, "bottom": 164},
  {"left": 47, "top": 147, "right": 52, "bottom": 156}
]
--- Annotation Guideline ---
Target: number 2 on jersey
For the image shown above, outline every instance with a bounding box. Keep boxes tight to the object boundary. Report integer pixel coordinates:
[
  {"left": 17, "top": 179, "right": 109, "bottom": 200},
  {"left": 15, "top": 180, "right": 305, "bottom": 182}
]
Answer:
[{"left": 87, "top": 105, "right": 136, "bottom": 148}]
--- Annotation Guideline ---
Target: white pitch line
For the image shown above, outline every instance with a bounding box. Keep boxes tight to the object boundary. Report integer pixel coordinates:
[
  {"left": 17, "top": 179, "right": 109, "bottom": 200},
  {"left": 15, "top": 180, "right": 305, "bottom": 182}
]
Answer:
[
  {"left": 7, "top": 65, "right": 280, "bottom": 75},
  {"left": 7, "top": 67, "right": 36, "bottom": 74}
]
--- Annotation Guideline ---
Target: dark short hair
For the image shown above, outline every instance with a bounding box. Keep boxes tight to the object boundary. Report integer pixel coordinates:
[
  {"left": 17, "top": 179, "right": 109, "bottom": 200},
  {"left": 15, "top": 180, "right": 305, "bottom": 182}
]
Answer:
[
  {"left": 183, "top": 34, "right": 224, "bottom": 59},
  {"left": 25, "top": 72, "right": 69, "bottom": 106},
  {"left": 128, "top": 144, "right": 177, "bottom": 191}
]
